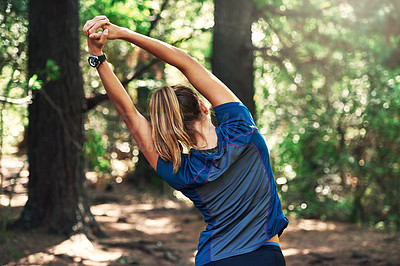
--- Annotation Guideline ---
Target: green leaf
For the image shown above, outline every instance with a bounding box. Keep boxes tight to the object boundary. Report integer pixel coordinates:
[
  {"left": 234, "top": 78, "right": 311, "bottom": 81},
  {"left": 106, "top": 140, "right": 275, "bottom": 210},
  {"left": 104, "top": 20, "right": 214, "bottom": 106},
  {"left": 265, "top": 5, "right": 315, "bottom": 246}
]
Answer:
[{"left": 28, "top": 74, "right": 42, "bottom": 90}]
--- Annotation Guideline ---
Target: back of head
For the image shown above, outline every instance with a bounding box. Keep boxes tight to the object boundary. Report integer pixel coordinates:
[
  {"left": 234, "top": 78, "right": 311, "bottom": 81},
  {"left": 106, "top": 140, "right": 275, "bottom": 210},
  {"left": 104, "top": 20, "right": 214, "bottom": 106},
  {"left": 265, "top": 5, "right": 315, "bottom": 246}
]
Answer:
[{"left": 149, "top": 85, "right": 201, "bottom": 173}]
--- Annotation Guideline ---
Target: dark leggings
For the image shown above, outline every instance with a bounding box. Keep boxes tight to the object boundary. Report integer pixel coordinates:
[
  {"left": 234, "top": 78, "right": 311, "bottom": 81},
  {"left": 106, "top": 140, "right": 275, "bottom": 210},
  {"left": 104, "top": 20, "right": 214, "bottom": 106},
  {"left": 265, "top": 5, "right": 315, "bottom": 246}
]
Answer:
[{"left": 204, "top": 245, "right": 286, "bottom": 266}]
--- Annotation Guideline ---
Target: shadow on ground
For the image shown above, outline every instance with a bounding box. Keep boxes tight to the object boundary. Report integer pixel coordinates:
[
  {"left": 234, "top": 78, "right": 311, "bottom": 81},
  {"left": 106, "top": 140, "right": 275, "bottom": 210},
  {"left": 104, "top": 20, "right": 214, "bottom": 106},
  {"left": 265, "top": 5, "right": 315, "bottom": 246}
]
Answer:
[{"left": 1, "top": 155, "right": 399, "bottom": 265}]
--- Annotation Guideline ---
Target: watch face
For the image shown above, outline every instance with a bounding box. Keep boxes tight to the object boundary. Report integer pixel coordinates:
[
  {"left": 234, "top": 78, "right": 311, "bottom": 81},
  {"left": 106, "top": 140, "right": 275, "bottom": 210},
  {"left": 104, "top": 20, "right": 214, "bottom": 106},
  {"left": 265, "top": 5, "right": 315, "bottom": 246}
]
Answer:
[{"left": 88, "top": 56, "right": 99, "bottom": 67}]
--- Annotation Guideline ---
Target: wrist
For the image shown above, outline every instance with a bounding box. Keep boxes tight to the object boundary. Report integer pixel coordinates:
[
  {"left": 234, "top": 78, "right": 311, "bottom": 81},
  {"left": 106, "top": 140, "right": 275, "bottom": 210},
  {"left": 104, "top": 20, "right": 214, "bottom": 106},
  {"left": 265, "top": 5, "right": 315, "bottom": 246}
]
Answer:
[
  {"left": 89, "top": 50, "right": 103, "bottom": 56},
  {"left": 88, "top": 53, "right": 107, "bottom": 68},
  {"left": 119, "top": 27, "right": 131, "bottom": 41}
]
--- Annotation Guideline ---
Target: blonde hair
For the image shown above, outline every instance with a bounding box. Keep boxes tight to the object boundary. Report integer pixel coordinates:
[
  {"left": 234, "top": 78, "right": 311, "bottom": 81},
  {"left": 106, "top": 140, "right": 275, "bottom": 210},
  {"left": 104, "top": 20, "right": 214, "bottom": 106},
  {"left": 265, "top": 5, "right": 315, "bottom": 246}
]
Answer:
[{"left": 149, "top": 85, "right": 201, "bottom": 173}]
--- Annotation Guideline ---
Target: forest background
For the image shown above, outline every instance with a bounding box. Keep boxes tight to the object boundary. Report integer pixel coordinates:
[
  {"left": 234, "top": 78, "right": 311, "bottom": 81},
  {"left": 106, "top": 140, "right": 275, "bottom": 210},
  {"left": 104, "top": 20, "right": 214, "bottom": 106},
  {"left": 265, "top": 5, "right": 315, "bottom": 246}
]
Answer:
[{"left": 0, "top": 0, "right": 399, "bottom": 264}]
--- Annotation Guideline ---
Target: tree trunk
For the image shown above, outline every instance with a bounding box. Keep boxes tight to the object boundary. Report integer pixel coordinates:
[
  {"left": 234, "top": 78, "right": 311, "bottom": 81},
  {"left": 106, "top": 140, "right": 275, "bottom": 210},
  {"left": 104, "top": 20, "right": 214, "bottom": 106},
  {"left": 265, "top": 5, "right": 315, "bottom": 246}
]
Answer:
[
  {"left": 12, "top": 0, "right": 100, "bottom": 236},
  {"left": 212, "top": 0, "right": 256, "bottom": 116}
]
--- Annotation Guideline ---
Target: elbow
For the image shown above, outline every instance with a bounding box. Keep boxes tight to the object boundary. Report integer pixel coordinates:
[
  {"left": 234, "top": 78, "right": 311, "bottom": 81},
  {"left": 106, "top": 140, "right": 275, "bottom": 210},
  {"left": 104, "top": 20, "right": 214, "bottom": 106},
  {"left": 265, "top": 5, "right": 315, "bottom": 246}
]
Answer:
[
  {"left": 113, "top": 98, "right": 136, "bottom": 119},
  {"left": 174, "top": 48, "right": 197, "bottom": 70},
  {"left": 119, "top": 106, "right": 139, "bottom": 129}
]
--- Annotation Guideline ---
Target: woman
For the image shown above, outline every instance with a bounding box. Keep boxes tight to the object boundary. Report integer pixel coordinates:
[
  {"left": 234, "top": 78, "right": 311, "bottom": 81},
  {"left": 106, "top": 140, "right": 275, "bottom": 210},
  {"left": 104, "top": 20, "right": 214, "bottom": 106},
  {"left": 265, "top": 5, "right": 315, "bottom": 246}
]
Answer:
[{"left": 83, "top": 16, "right": 288, "bottom": 266}]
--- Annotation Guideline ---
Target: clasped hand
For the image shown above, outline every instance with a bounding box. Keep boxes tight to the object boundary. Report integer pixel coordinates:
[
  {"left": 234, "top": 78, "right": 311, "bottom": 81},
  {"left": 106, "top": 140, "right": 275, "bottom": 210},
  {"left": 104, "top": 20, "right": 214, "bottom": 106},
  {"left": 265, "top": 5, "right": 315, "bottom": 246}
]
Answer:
[{"left": 83, "top": 15, "right": 122, "bottom": 55}]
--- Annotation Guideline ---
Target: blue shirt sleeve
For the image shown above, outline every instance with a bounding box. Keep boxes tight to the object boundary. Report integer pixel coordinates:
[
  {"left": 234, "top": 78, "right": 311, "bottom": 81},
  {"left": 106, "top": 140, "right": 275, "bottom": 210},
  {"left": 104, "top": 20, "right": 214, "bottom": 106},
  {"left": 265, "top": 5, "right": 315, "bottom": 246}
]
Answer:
[
  {"left": 156, "top": 155, "right": 188, "bottom": 190},
  {"left": 214, "top": 101, "right": 257, "bottom": 144},
  {"left": 157, "top": 152, "right": 216, "bottom": 190}
]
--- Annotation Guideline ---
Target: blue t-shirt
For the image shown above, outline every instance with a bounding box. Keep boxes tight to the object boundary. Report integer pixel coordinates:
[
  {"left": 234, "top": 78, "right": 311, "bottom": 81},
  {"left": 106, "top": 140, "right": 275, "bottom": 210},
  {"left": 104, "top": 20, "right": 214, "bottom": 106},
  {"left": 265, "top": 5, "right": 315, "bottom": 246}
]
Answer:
[{"left": 156, "top": 102, "right": 289, "bottom": 266}]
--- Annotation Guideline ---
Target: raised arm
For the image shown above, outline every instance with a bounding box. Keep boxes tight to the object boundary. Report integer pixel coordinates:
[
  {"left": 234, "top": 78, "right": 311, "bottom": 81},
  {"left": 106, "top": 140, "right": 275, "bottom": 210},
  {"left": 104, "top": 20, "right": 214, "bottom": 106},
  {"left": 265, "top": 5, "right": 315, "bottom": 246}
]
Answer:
[
  {"left": 83, "top": 18, "right": 158, "bottom": 169},
  {"left": 86, "top": 16, "right": 240, "bottom": 108}
]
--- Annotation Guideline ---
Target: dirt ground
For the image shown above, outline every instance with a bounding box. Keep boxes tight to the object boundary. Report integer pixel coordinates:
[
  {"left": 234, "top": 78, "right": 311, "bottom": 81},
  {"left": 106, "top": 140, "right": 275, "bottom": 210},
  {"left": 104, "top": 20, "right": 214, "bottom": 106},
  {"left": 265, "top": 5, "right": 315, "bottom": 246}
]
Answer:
[{"left": 1, "top": 155, "right": 400, "bottom": 266}]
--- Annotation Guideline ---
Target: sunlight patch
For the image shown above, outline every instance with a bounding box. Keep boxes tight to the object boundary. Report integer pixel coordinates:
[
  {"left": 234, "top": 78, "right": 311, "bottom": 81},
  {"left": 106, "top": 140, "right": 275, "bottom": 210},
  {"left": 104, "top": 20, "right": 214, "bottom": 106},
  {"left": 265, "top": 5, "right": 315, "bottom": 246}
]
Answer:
[
  {"left": 49, "top": 233, "right": 122, "bottom": 262},
  {"left": 135, "top": 203, "right": 155, "bottom": 211},
  {"left": 91, "top": 203, "right": 122, "bottom": 216},
  {"left": 51, "top": 233, "right": 94, "bottom": 255},
  {"left": 282, "top": 248, "right": 301, "bottom": 257},
  {"left": 15, "top": 252, "right": 57, "bottom": 265},
  {"left": 296, "top": 219, "right": 337, "bottom": 231},
  {"left": 109, "top": 223, "right": 137, "bottom": 231},
  {"left": 136, "top": 217, "right": 179, "bottom": 235},
  {"left": 0, "top": 194, "right": 27, "bottom": 207}
]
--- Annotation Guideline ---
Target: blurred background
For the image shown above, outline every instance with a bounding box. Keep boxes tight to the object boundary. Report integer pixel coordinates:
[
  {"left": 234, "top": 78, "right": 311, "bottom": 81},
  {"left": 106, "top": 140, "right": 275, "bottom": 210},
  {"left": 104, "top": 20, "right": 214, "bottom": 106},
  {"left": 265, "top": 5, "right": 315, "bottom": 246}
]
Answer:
[{"left": 0, "top": 0, "right": 399, "bottom": 264}]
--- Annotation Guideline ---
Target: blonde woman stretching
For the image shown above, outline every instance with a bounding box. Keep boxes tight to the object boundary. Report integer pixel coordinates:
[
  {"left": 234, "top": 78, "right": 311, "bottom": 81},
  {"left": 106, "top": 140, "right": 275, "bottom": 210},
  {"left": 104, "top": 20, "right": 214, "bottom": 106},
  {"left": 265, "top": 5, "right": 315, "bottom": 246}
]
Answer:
[{"left": 83, "top": 16, "right": 288, "bottom": 266}]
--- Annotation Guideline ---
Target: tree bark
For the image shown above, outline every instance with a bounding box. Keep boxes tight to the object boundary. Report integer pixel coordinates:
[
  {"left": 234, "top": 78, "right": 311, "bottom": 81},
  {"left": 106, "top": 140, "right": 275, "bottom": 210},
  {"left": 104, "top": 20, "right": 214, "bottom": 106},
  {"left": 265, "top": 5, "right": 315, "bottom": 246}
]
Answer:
[
  {"left": 12, "top": 0, "right": 100, "bottom": 236},
  {"left": 212, "top": 0, "right": 256, "bottom": 116}
]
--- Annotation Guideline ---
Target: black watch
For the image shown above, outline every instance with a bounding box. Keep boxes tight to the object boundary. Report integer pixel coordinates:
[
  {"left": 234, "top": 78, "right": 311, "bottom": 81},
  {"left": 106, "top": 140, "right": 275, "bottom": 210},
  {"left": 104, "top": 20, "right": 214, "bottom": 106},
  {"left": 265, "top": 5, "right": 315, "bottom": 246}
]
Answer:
[{"left": 88, "top": 53, "right": 107, "bottom": 68}]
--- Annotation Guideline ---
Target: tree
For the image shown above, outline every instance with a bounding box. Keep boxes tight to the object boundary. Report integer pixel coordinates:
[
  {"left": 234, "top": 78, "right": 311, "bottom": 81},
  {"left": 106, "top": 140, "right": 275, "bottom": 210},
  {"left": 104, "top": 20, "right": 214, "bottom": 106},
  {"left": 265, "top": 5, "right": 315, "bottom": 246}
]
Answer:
[
  {"left": 212, "top": 0, "right": 256, "bottom": 116},
  {"left": 252, "top": 0, "right": 400, "bottom": 229},
  {"left": 13, "top": 0, "right": 100, "bottom": 235}
]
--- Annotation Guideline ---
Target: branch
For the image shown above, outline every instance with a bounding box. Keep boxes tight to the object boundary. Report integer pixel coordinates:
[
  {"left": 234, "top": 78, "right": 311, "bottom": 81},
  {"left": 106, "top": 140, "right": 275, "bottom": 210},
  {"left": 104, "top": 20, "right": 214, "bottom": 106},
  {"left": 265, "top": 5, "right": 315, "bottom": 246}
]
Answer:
[
  {"left": 82, "top": 58, "right": 161, "bottom": 113},
  {"left": 0, "top": 95, "right": 32, "bottom": 105},
  {"left": 82, "top": 93, "right": 109, "bottom": 113},
  {"left": 121, "top": 58, "right": 160, "bottom": 87},
  {"left": 254, "top": 0, "right": 327, "bottom": 20},
  {"left": 147, "top": 0, "right": 170, "bottom": 36},
  {"left": 121, "top": 27, "right": 210, "bottom": 87},
  {"left": 257, "top": 14, "right": 341, "bottom": 71}
]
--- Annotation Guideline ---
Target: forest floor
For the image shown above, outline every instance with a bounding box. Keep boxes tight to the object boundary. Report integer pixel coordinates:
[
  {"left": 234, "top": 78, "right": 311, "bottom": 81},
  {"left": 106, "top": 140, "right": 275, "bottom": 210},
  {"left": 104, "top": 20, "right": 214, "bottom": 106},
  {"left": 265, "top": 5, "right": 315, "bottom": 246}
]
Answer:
[{"left": 1, "top": 155, "right": 400, "bottom": 266}]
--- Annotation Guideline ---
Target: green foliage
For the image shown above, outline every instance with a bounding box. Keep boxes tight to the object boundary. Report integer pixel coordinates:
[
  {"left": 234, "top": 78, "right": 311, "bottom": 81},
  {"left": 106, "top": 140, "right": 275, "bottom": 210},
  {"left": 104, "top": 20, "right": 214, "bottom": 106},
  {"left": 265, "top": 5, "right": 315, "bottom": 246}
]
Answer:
[
  {"left": 27, "top": 60, "right": 61, "bottom": 91},
  {"left": 0, "top": 0, "right": 28, "bottom": 152},
  {"left": 28, "top": 74, "right": 42, "bottom": 90},
  {"left": 42, "top": 59, "right": 60, "bottom": 82},
  {"left": 83, "top": 129, "right": 110, "bottom": 175},
  {"left": 2, "top": 0, "right": 399, "bottom": 230},
  {"left": 254, "top": 0, "right": 400, "bottom": 229}
]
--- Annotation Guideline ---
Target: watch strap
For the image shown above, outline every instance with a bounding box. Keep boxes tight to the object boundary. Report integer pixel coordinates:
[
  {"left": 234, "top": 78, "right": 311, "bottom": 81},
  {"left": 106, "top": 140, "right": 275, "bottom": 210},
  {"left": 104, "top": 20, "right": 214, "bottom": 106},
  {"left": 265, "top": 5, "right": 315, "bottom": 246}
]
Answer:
[
  {"left": 88, "top": 53, "right": 107, "bottom": 67},
  {"left": 97, "top": 53, "right": 107, "bottom": 64}
]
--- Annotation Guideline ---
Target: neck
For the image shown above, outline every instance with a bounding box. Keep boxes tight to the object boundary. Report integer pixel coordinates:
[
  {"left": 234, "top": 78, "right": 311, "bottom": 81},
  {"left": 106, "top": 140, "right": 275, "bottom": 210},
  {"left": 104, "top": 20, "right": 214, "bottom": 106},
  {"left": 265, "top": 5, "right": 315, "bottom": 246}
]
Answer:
[{"left": 192, "top": 116, "right": 217, "bottom": 150}]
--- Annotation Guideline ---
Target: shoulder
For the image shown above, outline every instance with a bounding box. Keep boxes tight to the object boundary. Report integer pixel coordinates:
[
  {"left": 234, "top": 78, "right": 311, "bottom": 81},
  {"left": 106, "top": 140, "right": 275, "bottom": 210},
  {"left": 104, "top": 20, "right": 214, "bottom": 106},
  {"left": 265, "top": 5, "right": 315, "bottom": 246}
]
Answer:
[
  {"left": 213, "top": 101, "right": 253, "bottom": 122},
  {"left": 214, "top": 101, "right": 257, "bottom": 142},
  {"left": 156, "top": 153, "right": 212, "bottom": 190}
]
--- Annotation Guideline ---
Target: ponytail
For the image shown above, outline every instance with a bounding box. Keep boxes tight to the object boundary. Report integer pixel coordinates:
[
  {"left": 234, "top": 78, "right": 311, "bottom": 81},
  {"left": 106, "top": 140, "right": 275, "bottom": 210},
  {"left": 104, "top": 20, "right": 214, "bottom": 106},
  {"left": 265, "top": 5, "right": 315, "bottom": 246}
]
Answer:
[{"left": 149, "top": 85, "right": 201, "bottom": 173}]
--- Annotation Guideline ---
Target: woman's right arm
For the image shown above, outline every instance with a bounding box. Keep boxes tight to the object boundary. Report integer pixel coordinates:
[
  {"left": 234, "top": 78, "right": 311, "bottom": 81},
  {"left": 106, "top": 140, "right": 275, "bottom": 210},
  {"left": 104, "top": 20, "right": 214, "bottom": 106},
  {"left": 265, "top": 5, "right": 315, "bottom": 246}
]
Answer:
[
  {"left": 83, "top": 18, "right": 159, "bottom": 170},
  {"left": 95, "top": 61, "right": 158, "bottom": 169},
  {"left": 100, "top": 21, "right": 240, "bottom": 108}
]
